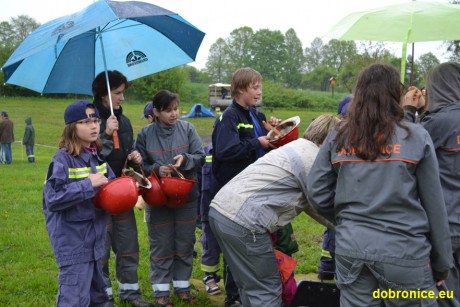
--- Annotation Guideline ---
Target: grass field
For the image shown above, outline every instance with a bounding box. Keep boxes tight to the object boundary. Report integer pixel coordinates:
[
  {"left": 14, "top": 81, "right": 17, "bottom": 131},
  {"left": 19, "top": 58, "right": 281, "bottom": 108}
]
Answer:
[{"left": 0, "top": 97, "right": 329, "bottom": 306}]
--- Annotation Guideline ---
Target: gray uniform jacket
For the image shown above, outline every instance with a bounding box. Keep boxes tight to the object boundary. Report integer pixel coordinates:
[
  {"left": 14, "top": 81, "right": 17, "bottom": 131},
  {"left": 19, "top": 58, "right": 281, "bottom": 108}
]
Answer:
[
  {"left": 306, "top": 124, "right": 452, "bottom": 273},
  {"left": 406, "top": 62, "right": 460, "bottom": 244},
  {"left": 210, "top": 138, "right": 333, "bottom": 234},
  {"left": 136, "top": 120, "right": 204, "bottom": 202}
]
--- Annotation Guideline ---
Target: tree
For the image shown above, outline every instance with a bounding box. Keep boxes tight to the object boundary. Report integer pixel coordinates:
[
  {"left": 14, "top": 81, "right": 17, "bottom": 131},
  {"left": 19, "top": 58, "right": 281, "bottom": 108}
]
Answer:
[
  {"left": 338, "top": 48, "right": 393, "bottom": 93},
  {"left": 10, "top": 15, "right": 40, "bottom": 45},
  {"left": 444, "top": 2, "right": 460, "bottom": 61},
  {"left": 304, "top": 37, "right": 324, "bottom": 72},
  {"left": 301, "top": 65, "right": 336, "bottom": 91},
  {"left": 416, "top": 52, "right": 440, "bottom": 83},
  {"left": 130, "top": 67, "right": 188, "bottom": 101},
  {"left": 283, "top": 28, "right": 305, "bottom": 88},
  {"left": 0, "top": 15, "right": 41, "bottom": 96},
  {"left": 0, "top": 21, "right": 15, "bottom": 48},
  {"left": 224, "top": 27, "right": 254, "bottom": 75},
  {"left": 322, "top": 39, "right": 358, "bottom": 73},
  {"left": 250, "top": 28, "right": 287, "bottom": 82},
  {"left": 183, "top": 65, "right": 211, "bottom": 84},
  {"left": 444, "top": 40, "right": 460, "bottom": 62},
  {"left": 205, "top": 38, "right": 229, "bottom": 82},
  {"left": 358, "top": 41, "right": 392, "bottom": 63}
]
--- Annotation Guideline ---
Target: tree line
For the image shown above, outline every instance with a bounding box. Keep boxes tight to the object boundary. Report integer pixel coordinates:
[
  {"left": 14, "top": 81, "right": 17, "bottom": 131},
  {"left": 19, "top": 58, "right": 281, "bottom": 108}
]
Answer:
[{"left": 1, "top": 14, "right": 459, "bottom": 102}]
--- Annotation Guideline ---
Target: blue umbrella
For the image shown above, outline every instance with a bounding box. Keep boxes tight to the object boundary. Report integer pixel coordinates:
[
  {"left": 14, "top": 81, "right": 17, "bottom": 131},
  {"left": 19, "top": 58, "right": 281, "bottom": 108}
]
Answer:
[{"left": 2, "top": 0, "right": 205, "bottom": 97}]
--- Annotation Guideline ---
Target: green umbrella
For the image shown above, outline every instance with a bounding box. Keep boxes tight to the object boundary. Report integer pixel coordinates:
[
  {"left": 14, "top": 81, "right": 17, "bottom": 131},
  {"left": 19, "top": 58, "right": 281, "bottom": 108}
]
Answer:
[{"left": 325, "top": 0, "right": 460, "bottom": 83}]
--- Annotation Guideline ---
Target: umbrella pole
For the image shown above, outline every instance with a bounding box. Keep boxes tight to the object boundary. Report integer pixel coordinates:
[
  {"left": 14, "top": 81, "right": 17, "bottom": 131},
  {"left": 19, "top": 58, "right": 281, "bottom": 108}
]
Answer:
[
  {"left": 99, "top": 32, "right": 120, "bottom": 149},
  {"left": 400, "top": 43, "right": 407, "bottom": 84},
  {"left": 410, "top": 43, "right": 415, "bottom": 86}
]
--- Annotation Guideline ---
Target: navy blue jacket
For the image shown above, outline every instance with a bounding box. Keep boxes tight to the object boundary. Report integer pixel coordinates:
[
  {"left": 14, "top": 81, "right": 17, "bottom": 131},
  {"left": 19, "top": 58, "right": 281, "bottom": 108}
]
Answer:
[
  {"left": 43, "top": 148, "right": 115, "bottom": 268},
  {"left": 212, "top": 100, "right": 268, "bottom": 188}
]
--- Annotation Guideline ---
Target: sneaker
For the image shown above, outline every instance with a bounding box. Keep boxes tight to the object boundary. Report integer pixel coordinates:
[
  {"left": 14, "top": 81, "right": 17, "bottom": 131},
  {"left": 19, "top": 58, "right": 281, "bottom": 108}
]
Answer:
[
  {"left": 177, "top": 291, "right": 197, "bottom": 303},
  {"left": 155, "top": 295, "right": 173, "bottom": 307},
  {"left": 203, "top": 276, "right": 221, "bottom": 295},
  {"left": 225, "top": 300, "right": 242, "bottom": 307},
  {"left": 121, "top": 297, "right": 154, "bottom": 307}
]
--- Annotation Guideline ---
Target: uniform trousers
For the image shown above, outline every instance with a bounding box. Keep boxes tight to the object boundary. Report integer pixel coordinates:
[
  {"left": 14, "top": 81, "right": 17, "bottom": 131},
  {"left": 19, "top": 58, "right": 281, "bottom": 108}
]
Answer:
[
  {"left": 336, "top": 254, "right": 439, "bottom": 307},
  {"left": 57, "top": 260, "right": 108, "bottom": 306},
  {"left": 145, "top": 199, "right": 197, "bottom": 297},
  {"left": 209, "top": 208, "right": 283, "bottom": 307},
  {"left": 102, "top": 210, "right": 141, "bottom": 301}
]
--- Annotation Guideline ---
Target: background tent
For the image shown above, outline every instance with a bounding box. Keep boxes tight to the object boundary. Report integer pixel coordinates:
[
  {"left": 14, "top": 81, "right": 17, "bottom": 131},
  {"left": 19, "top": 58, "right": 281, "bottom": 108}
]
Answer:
[{"left": 181, "top": 103, "right": 216, "bottom": 118}]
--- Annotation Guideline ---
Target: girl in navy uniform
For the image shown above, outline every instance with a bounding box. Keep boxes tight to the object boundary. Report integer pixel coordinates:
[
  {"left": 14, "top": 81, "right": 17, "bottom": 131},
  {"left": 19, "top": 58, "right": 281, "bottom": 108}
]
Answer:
[{"left": 43, "top": 100, "right": 115, "bottom": 306}]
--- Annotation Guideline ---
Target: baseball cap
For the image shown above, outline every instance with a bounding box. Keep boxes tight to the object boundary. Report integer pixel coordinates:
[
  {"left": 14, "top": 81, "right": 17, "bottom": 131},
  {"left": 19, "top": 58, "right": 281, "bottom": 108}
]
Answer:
[
  {"left": 1, "top": 111, "right": 8, "bottom": 117},
  {"left": 140, "top": 101, "right": 153, "bottom": 119},
  {"left": 338, "top": 96, "right": 352, "bottom": 117},
  {"left": 64, "top": 100, "right": 100, "bottom": 124}
]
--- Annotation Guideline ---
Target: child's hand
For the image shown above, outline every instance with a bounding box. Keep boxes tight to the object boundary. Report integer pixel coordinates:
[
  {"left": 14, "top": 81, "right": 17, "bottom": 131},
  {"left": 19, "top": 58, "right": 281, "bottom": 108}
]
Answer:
[
  {"left": 159, "top": 165, "right": 172, "bottom": 177},
  {"left": 258, "top": 135, "right": 274, "bottom": 149},
  {"left": 172, "top": 154, "right": 184, "bottom": 167},
  {"left": 268, "top": 116, "right": 282, "bottom": 127},
  {"left": 135, "top": 196, "right": 146, "bottom": 211},
  {"left": 128, "top": 150, "right": 142, "bottom": 164},
  {"left": 89, "top": 173, "right": 109, "bottom": 188}
]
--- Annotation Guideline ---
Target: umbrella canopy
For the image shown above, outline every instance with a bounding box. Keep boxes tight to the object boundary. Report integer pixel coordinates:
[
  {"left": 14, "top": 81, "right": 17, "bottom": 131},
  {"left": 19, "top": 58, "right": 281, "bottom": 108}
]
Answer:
[
  {"left": 325, "top": 1, "right": 460, "bottom": 82},
  {"left": 2, "top": 0, "right": 205, "bottom": 95}
]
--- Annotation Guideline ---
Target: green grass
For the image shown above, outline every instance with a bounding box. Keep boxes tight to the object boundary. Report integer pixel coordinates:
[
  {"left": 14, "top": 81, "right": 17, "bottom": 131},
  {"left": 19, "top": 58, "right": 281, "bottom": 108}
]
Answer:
[{"left": 0, "top": 97, "right": 328, "bottom": 306}]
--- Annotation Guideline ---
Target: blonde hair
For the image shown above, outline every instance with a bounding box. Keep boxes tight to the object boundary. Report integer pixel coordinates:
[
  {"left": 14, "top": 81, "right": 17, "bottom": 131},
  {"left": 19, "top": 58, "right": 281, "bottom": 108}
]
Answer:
[{"left": 303, "top": 114, "right": 340, "bottom": 146}]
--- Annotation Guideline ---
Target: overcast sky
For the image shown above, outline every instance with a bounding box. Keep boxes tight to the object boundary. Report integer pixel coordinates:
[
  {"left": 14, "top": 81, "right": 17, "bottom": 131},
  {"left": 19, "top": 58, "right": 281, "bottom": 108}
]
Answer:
[{"left": 1, "top": 0, "right": 450, "bottom": 69}]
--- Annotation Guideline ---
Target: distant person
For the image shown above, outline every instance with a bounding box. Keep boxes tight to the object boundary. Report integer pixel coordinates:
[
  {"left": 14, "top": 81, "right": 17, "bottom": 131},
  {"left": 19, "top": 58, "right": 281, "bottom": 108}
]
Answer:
[
  {"left": 0, "top": 111, "right": 14, "bottom": 164},
  {"left": 134, "top": 101, "right": 155, "bottom": 212},
  {"left": 43, "top": 100, "right": 116, "bottom": 306},
  {"left": 317, "top": 96, "right": 353, "bottom": 281},
  {"left": 23, "top": 117, "right": 35, "bottom": 163},
  {"left": 337, "top": 95, "right": 352, "bottom": 118},
  {"left": 209, "top": 115, "right": 339, "bottom": 306},
  {"left": 307, "top": 63, "right": 452, "bottom": 306},
  {"left": 402, "top": 62, "right": 460, "bottom": 304},
  {"left": 92, "top": 70, "right": 149, "bottom": 307},
  {"left": 199, "top": 140, "right": 222, "bottom": 296},
  {"left": 221, "top": 87, "right": 229, "bottom": 99},
  {"left": 140, "top": 101, "right": 154, "bottom": 124}
]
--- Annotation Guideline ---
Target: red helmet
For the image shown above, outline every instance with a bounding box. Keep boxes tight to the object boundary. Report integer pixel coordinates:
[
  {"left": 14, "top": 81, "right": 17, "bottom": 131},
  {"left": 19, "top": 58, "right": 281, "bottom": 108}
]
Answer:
[
  {"left": 142, "top": 171, "right": 167, "bottom": 207},
  {"left": 161, "top": 176, "right": 195, "bottom": 209},
  {"left": 268, "top": 116, "right": 300, "bottom": 148},
  {"left": 123, "top": 168, "right": 152, "bottom": 195},
  {"left": 93, "top": 176, "right": 138, "bottom": 215}
]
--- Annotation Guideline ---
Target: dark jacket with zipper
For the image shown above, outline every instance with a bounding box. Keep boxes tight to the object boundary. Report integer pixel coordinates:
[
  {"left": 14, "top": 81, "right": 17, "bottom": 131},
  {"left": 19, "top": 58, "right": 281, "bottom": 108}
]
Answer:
[
  {"left": 211, "top": 100, "right": 268, "bottom": 189},
  {"left": 94, "top": 103, "right": 135, "bottom": 177}
]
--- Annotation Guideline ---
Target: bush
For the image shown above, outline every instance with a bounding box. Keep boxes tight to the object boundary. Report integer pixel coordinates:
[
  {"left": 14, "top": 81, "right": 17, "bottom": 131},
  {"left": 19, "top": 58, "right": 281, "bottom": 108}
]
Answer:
[{"left": 263, "top": 80, "right": 347, "bottom": 111}]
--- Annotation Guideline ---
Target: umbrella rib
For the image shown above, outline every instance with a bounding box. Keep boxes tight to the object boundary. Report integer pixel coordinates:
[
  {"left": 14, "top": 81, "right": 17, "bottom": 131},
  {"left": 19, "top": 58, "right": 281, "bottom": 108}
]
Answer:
[{"left": 94, "top": 19, "right": 144, "bottom": 41}]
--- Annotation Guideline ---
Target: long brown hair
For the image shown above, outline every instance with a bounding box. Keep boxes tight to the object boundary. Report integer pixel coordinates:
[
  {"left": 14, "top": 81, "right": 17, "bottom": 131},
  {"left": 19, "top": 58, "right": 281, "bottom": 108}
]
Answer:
[
  {"left": 335, "top": 63, "right": 409, "bottom": 161},
  {"left": 59, "top": 123, "right": 103, "bottom": 157}
]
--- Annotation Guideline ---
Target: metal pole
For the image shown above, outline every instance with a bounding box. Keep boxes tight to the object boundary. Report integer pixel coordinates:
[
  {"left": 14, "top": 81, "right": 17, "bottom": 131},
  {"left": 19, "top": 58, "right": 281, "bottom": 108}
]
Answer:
[
  {"left": 410, "top": 43, "right": 415, "bottom": 86},
  {"left": 98, "top": 29, "right": 119, "bottom": 149},
  {"left": 98, "top": 32, "right": 114, "bottom": 116}
]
